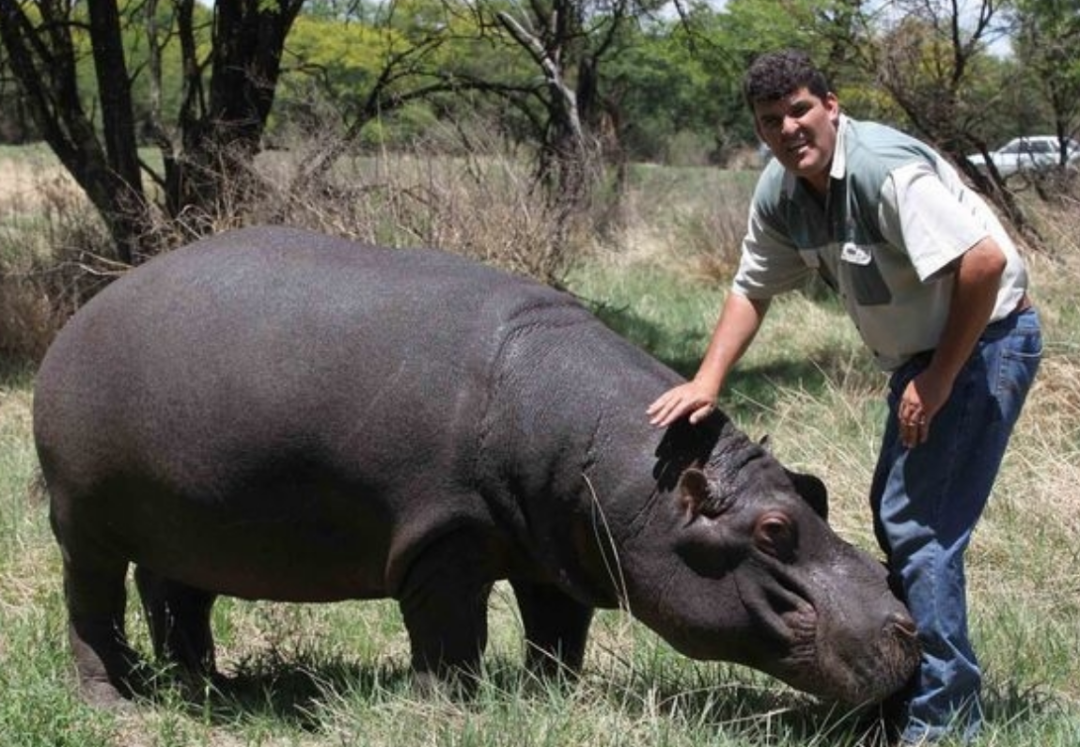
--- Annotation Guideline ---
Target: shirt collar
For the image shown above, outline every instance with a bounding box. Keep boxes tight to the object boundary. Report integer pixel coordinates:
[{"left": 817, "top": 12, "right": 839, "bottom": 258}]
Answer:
[{"left": 830, "top": 113, "right": 850, "bottom": 180}]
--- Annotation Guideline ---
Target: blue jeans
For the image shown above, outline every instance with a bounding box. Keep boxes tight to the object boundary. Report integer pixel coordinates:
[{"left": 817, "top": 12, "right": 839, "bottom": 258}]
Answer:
[{"left": 870, "top": 307, "right": 1042, "bottom": 744}]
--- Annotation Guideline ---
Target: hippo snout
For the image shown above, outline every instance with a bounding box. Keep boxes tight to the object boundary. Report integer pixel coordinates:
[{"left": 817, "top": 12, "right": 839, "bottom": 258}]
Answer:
[{"left": 826, "top": 604, "right": 922, "bottom": 706}]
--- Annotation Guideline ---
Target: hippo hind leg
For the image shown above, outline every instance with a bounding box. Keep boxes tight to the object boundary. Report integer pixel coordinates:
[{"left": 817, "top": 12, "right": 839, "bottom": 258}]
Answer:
[
  {"left": 134, "top": 567, "right": 219, "bottom": 688},
  {"left": 510, "top": 579, "right": 593, "bottom": 678},
  {"left": 61, "top": 554, "right": 143, "bottom": 706}
]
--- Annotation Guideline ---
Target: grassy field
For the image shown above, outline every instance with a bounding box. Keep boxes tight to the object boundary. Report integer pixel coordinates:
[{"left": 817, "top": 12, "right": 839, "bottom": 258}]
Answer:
[{"left": 1, "top": 147, "right": 1078, "bottom": 746}]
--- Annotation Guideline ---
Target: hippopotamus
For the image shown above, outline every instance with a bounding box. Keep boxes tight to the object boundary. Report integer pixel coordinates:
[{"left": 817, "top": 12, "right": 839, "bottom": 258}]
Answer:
[{"left": 33, "top": 226, "right": 919, "bottom": 708}]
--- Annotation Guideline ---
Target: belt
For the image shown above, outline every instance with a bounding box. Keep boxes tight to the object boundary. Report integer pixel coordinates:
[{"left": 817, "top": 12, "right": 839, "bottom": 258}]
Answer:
[{"left": 982, "top": 292, "right": 1034, "bottom": 338}]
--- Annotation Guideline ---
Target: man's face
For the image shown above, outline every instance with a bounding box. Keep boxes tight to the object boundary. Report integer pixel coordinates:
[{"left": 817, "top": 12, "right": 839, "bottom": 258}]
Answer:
[{"left": 753, "top": 87, "right": 840, "bottom": 193}]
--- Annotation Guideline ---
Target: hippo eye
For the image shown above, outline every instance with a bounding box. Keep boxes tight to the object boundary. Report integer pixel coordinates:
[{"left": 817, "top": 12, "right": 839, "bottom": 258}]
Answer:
[{"left": 753, "top": 511, "right": 796, "bottom": 561}]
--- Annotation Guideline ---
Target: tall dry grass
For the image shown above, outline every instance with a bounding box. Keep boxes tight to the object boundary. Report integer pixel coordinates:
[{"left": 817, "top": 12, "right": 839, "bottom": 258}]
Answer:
[
  {"left": 0, "top": 146, "right": 121, "bottom": 362},
  {"left": 0, "top": 121, "right": 601, "bottom": 362}
]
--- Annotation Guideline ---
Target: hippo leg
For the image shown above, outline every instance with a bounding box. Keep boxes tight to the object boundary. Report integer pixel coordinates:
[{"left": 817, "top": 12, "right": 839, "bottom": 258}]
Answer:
[
  {"left": 134, "top": 566, "right": 218, "bottom": 683},
  {"left": 62, "top": 556, "right": 142, "bottom": 706},
  {"left": 397, "top": 531, "right": 494, "bottom": 693},
  {"left": 510, "top": 580, "right": 593, "bottom": 676}
]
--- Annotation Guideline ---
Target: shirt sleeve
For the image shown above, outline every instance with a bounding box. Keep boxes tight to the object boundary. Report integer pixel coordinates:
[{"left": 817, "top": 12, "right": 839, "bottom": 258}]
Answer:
[
  {"left": 878, "top": 161, "right": 990, "bottom": 282},
  {"left": 732, "top": 204, "right": 814, "bottom": 299}
]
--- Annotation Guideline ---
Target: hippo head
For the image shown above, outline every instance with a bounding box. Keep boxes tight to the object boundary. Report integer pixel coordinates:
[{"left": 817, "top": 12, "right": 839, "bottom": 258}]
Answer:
[{"left": 622, "top": 414, "right": 919, "bottom": 706}]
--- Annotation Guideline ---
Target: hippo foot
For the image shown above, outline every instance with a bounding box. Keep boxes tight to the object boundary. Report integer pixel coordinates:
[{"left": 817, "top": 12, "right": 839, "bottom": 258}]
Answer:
[
  {"left": 78, "top": 677, "right": 136, "bottom": 710},
  {"left": 70, "top": 624, "right": 150, "bottom": 708}
]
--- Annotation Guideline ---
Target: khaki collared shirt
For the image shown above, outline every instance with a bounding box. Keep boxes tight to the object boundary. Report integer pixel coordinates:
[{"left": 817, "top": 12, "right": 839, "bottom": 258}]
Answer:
[{"left": 733, "top": 115, "right": 1028, "bottom": 370}]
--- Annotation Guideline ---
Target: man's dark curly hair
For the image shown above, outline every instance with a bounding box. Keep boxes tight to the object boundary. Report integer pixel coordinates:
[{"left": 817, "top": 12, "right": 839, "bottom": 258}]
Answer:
[{"left": 743, "top": 50, "right": 831, "bottom": 109}]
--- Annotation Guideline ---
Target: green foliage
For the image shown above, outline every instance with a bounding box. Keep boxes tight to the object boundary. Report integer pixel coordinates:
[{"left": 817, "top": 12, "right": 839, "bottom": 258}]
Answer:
[
  {"left": 720, "top": 0, "right": 821, "bottom": 56},
  {"left": 11, "top": 1, "right": 216, "bottom": 147},
  {"left": 288, "top": 13, "right": 402, "bottom": 90},
  {"left": 1013, "top": 0, "right": 1080, "bottom": 139},
  {"left": 607, "top": 28, "right": 723, "bottom": 162},
  {"left": 121, "top": 1, "right": 214, "bottom": 135},
  {"left": 612, "top": 0, "right": 845, "bottom": 164},
  {"left": 276, "top": 0, "right": 1079, "bottom": 162},
  {"left": 962, "top": 55, "right": 1052, "bottom": 146},
  {"left": 2, "top": 0, "right": 1065, "bottom": 167},
  {"left": 276, "top": 12, "right": 409, "bottom": 134}
]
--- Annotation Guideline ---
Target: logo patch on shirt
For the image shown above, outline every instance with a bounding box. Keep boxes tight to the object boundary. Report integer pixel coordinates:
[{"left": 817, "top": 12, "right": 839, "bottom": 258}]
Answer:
[{"left": 841, "top": 242, "right": 872, "bottom": 265}]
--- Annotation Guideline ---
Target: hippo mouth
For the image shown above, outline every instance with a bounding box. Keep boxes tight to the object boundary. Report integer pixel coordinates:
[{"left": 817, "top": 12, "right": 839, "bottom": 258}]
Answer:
[{"left": 781, "top": 608, "right": 921, "bottom": 705}]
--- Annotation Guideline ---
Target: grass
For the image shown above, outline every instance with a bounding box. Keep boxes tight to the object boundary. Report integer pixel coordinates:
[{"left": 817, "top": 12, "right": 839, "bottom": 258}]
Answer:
[{"left": 1, "top": 148, "right": 1079, "bottom": 745}]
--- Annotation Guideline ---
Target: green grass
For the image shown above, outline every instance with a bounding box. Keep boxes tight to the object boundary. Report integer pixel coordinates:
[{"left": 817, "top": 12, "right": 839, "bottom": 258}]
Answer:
[{"left": 2, "top": 150, "right": 1079, "bottom": 744}]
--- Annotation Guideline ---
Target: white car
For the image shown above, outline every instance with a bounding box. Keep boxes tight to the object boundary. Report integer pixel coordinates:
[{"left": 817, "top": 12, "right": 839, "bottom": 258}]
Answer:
[{"left": 967, "top": 136, "right": 1080, "bottom": 177}]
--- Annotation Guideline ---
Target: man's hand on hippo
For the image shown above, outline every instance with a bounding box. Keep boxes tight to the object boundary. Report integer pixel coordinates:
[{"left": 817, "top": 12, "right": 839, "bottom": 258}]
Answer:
[{"left": 647, "top": 380, "right": 719, "bottom": 427}]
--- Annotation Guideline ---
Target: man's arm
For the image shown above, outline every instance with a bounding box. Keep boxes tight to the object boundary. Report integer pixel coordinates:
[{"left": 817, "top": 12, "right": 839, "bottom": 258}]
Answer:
[
  {"left": 899, "top": 236, "right": 1007, "bottom": 447},
  {"left": 647, "top": 292, "right": 771, "bottom": 427}
]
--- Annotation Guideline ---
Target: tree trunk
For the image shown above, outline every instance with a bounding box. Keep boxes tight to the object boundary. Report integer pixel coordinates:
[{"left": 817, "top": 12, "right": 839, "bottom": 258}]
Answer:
[
  {"left": 0, "top": 0, "right": 145, "bottom": 263},
  {"left": 0, "top": 0, "right": 304, "bottom": 261},
  {"left": 87, "top": 0, "right": 146, "bottom": 264},
  {"left": 168, "top": 1, "right": 302, "bottom": 214}
]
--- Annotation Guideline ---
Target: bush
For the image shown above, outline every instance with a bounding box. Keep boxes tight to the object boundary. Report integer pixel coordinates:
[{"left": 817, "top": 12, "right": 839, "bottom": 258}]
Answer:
[
  {"left": 0, "top": 155, "right": 117, "bottom": 362},
  {"left": 0, "top": 118, "right": 606, "bottom": 360}
]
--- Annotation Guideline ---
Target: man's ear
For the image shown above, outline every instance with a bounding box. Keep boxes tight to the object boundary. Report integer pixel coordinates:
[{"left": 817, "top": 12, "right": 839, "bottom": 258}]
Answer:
[
  {"left": 824, "top": 91, "right": 841, "bottom": 124},
  {"left": 785, "top": 468, "right": 829, "bottom": 522}
]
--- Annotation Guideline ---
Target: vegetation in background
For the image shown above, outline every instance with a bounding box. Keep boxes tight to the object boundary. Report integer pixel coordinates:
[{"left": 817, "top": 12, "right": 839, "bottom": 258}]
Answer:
[{"left": 1, "top": 1, "right": 1078, "bottom": 268}]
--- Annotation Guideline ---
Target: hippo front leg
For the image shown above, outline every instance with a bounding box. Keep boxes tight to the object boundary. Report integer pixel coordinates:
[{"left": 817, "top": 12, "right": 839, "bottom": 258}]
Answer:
[
  {"left": 510, "top": 579, "right": 593, "bottom": 677},
  {"left": 396, "top": 531, "right": 495, "bottom": 694}
]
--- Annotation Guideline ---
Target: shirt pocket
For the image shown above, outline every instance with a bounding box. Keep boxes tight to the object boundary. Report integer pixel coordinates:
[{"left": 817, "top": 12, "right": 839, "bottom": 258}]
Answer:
[{"left": 840, "top": 242, "right": 892, "bottom": 306}]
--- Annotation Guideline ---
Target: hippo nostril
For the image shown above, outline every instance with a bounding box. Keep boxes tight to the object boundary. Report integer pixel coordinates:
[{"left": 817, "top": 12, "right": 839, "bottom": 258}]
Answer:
[{"left": 887, "top": 611, "right": 918, "bottom": 638}]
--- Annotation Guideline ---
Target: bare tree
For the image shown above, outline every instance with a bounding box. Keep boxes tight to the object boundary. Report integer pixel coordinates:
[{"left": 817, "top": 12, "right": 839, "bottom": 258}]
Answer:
[
  {"left": 490, "top": 0, "right": 654, "bottom": 204},
  {"left": 285, "top": 0, "right": 651, "bottom": 267},
  {"left": 846, "top": 0, "right": 1041, "bottom": 245},
  {"left": 0, "top": 0, "right": 304, "bottom": 263}
]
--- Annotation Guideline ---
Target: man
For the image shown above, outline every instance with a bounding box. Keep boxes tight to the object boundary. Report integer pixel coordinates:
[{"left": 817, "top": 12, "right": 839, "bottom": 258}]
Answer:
[{"left": 647, "top": 50, "right": 1042, "bottom": 744}]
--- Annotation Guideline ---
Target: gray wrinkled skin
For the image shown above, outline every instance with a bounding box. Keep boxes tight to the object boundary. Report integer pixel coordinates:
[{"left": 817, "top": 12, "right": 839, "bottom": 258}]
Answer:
[{"left": 33, "top": 226, "right": 919, "bottom": 708}]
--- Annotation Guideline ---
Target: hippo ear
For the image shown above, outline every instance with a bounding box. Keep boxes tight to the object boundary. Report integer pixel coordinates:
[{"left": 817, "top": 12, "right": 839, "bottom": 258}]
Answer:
[
  {"left": 785, "top": 468, "right": 829, "bottom": 522},
  {"left": 678, "top": 468, "right": 733, "bottom": 520},
  {"left": 677, "top": 468, "right": 709, "bottom": 519}
]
